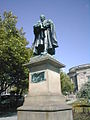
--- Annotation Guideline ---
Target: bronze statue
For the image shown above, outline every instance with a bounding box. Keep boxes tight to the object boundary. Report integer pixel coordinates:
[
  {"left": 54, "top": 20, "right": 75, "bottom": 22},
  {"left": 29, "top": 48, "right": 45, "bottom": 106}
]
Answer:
[{"left": 33, "top": 15, "right": 58, "bottom": 55}]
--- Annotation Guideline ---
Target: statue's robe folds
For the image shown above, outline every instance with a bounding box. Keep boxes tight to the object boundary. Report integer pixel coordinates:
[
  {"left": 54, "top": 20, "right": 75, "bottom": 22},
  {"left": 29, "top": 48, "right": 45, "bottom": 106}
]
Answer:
[{"left": 33, "top": 20, "right": 58, "bottom": 55}]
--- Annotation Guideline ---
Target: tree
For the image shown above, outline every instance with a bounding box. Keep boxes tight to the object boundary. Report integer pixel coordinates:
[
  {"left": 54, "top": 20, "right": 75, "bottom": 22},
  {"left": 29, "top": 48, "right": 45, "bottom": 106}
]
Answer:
[
  {"left": 0, "top": 11, "right": 33, "bottom": 95},
  {"left": 60, "top": 71, "right": 74, "bottom": 95},
  {"left": 77, "top": 81, "right": 90, "bottom": 100}
]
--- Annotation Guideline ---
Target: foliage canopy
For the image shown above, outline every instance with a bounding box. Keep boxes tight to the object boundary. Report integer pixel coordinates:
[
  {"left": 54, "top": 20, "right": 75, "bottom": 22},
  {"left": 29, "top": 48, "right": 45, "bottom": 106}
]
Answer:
[
  {"left": 60, "top": 71, "right": 74, "bottom": 95},
  {"left": 77, "top": 81, "right": 90, "bottom": 100},
  {"left": 0, "top": 11, "right": 33, "bottom": 95}
]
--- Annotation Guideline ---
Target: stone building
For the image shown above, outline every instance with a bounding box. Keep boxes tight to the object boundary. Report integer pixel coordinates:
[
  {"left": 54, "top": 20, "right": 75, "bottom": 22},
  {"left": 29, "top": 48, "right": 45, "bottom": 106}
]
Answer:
[{"left": 68, "top": 64, "right": 90, "bottom": 92}]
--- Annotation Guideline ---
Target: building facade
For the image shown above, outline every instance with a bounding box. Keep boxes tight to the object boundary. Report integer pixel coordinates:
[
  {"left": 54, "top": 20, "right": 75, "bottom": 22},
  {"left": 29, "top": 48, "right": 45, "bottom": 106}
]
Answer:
[{"left": 68, "top": 64, "right": 90, "bottom": 92}]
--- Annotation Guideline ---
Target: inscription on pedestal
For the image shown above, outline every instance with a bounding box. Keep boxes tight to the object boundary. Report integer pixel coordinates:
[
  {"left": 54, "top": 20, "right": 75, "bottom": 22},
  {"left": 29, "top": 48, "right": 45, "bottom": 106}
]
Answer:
[{"left": 31, "top": 71, "right": 45, "bottom": 83}]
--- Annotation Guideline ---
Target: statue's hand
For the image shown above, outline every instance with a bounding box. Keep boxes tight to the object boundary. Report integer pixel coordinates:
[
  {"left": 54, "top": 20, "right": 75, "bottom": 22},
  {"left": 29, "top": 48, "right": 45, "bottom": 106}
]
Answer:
[
  {"left": 43, "top": 21, "right": 50, "bottom": 29},
  {"left": 34, "top": 21, "right": 41, "bottom": 28}
]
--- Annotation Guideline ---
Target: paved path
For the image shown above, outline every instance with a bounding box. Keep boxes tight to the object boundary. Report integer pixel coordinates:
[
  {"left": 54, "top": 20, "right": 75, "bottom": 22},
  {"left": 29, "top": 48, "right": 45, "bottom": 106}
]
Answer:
[
  {"left": 0, "top": 113, "right": 17, "bottom": 120},
  {"left": 0, "top": 115, "right": 17, "bottom": 120}
]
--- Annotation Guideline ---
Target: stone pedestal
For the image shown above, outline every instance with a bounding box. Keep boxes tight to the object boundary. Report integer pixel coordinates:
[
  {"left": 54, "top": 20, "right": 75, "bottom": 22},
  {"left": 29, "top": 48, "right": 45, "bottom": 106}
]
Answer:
[{"left": 17, "top": 54, "right": 73, "bottom": 120}]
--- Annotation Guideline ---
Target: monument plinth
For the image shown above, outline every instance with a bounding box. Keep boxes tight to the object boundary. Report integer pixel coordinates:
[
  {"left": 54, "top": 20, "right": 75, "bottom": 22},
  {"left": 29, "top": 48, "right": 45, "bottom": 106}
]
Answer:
[
  {"left": 17, "top": 54, "right": 73, "bottom": 120},
  {"left": 27, "top": 54, "right": 64, "bottom": 96}
]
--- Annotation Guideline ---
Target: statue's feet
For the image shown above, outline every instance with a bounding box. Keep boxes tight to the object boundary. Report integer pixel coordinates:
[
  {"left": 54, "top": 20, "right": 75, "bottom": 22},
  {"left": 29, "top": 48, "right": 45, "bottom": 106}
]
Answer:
[{"left": 41, "top": 51, "right": 47, "bottom": 55}]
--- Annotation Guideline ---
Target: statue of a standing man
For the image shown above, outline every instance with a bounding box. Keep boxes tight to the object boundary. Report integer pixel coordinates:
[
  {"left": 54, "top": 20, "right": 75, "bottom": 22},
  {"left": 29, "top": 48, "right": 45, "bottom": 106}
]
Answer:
[{"left": 33, "top": 15, "right": 58, "bottom": 55}]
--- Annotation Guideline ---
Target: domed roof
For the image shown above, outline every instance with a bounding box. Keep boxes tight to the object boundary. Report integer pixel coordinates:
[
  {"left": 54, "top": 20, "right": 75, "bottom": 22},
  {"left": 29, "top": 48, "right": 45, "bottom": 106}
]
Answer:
[{"left": 69, "top": 64, "right": 90, "bottom": 73}]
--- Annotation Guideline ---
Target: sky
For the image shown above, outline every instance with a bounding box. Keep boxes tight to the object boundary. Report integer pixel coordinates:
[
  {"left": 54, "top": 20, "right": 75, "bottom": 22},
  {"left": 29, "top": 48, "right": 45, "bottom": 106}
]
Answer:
[{"left": 0, "top": 0, "right": 90, "bottom": 72}]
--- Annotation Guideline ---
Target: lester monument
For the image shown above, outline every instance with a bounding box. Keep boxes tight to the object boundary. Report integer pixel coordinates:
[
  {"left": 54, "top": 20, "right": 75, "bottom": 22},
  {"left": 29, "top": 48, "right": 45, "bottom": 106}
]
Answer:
[{"left": 17, "top": 15, "right": 73, "bottom": 120}]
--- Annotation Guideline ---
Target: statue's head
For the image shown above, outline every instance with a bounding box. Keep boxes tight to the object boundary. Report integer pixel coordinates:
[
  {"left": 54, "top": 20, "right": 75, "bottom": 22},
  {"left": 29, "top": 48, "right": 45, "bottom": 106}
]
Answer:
[{"left": 40, "top": 14, "right": 46, "bottom": 22}]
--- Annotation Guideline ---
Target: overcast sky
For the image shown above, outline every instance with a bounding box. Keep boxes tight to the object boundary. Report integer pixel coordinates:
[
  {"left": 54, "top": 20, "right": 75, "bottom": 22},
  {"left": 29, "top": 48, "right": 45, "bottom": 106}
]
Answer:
[{"left": 0, "top": 0, "right": 90, "bottom": 72}]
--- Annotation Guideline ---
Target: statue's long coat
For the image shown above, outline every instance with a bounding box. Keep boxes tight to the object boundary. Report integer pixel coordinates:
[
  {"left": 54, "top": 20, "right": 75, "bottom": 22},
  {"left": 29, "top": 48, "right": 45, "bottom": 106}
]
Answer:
[{"left": 33, "top": 20, "right": 58, "bottom": 55}]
